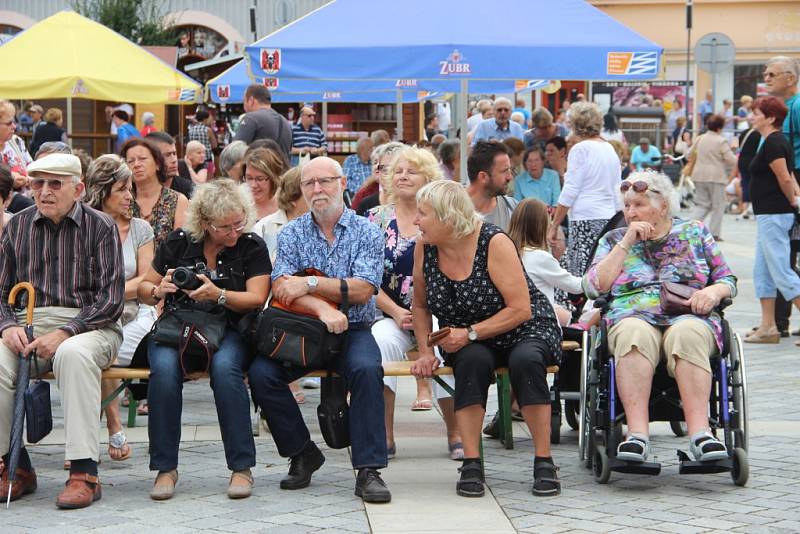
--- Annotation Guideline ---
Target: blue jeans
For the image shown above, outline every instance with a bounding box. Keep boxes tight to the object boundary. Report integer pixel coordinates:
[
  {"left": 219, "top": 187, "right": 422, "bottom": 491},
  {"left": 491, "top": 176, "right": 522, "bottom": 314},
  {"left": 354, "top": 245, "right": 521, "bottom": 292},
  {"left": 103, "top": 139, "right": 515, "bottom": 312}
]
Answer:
[
  {"left": 249, "top": 325, "right": 387, "bottom": 469},
  {"left": 754, "top": 213, "right": 800, "bottom": 300},
  {"left": 147, "top": 330, "right": 255, "bottom": 472}
]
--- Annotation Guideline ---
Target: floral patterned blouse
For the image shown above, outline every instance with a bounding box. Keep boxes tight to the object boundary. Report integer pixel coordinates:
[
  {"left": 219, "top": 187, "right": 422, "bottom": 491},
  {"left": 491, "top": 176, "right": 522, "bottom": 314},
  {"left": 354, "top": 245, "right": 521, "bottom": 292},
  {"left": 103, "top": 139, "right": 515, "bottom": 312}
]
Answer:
[
  {"left": 584, "top": 218, "right": 737, "bottom": 350},
  {"left": 368, "top": 204, "right": 415, "bottom": 310},
  {"left": 132, "top": 186, "right": 179, "bottom": 250}
]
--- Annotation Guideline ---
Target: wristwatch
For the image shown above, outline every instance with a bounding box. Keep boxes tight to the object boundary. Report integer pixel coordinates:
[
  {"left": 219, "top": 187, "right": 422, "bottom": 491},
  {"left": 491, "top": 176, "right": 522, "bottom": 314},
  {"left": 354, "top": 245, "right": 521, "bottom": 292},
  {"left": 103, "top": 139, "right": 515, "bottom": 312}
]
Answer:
[
  {"left": 466, "top": 325, "right": 478, "bottom": 342},
  {"left": 217, "top": 288, "right": 227, "bottom": 306},
  {"left": 307, "top": 276, "right": 319, "bottom": 293}
]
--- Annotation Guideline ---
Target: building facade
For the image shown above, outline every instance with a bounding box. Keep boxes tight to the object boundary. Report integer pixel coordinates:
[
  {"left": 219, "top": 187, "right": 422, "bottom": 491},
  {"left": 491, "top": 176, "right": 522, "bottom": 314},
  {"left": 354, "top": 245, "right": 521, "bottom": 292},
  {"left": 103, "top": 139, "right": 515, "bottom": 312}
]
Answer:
[{"left": 590, "top": 0, "right": 800, "bottom": 126}]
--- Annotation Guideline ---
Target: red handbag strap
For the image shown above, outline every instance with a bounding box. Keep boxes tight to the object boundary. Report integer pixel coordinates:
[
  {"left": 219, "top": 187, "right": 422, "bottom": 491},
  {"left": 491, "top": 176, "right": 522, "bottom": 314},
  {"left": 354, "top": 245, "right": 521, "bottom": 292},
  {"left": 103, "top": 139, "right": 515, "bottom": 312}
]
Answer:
[{"left": 178, "top": 323, "right": 213, "bottom": 377}]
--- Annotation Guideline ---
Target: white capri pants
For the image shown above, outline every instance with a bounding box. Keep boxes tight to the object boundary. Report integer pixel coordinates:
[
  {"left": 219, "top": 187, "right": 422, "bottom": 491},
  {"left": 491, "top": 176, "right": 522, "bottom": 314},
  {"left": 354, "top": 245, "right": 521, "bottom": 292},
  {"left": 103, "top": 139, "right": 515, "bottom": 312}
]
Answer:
[
  {"left": 372, "top": 316, "right": 454, "bottom": 399},
  {"left": 115, "top": 305, "right": 157, "bottom": 367}
]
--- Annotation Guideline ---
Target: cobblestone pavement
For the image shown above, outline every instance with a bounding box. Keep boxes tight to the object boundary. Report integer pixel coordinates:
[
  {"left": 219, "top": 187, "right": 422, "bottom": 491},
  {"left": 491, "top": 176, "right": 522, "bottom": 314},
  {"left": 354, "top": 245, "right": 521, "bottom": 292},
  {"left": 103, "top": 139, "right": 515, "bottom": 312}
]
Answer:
[{"left": 3, "top": 213, "right": 800, "bottom": 533}]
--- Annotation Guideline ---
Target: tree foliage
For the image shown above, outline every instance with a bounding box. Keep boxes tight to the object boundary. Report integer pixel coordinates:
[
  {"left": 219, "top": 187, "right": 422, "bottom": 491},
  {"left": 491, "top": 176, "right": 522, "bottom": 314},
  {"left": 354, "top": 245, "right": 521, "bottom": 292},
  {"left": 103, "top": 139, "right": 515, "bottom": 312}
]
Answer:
[{"left": 71, "top": 0, "right": 178, "bottom": 46}]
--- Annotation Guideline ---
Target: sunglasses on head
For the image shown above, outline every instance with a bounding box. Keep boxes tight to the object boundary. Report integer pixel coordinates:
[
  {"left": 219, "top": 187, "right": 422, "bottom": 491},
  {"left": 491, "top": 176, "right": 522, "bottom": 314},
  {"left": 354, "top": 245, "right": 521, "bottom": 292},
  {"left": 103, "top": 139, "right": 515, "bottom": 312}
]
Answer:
[{"left": 620, "top": 180, "right": 659, "bottom": 194}]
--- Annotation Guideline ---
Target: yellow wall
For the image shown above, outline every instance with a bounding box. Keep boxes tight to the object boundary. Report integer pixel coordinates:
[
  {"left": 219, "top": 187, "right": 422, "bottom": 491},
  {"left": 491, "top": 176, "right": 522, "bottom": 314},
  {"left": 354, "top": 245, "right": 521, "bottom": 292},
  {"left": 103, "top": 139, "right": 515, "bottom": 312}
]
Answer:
[{"left": 132, "top": 104, "right": 166, "bottom": 131}]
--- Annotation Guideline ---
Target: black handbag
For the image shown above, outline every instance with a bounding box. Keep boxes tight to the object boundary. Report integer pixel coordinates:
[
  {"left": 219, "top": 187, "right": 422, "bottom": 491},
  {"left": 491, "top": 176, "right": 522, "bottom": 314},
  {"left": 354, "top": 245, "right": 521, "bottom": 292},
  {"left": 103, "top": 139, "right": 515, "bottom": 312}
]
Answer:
[
  {"left": 317, "top": 373, "right": 351, "bottom": 449},
  {"left": 25, "top": 357, "right": 52, "bottom": 444},
  {"left": 256, "top": 277, "right": 350, "bottom": 370},
  {"left": 151, "top": 300, "right": 228, "bottom": 376}
]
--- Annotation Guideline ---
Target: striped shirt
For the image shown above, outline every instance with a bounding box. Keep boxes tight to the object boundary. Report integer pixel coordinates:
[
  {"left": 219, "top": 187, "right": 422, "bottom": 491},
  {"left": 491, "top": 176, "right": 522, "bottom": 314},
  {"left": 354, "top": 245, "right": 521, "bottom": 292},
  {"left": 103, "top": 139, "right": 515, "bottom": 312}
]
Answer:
[
  {"left": 0, "top": 202, "right": 125, "bottom": 336},
  {"left": 291, "top": 123, "right": 327, "bottom": 150}
]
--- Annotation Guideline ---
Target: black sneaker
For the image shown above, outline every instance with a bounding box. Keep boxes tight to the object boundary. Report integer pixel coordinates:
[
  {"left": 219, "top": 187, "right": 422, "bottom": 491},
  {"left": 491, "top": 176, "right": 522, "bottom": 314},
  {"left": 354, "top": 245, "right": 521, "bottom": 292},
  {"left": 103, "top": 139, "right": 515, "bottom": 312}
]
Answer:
[
  {"left": 280, "top": 441, "right": 325, "bottom": 490},
  {"left": 456, "top": 461, "right": 485, "bottom": 497},
  {"left": 482, "top": 412, "right": 500, "bottom": 439},
  {"left": 355, "top": 468, "right": 391, "bottom": 503}
]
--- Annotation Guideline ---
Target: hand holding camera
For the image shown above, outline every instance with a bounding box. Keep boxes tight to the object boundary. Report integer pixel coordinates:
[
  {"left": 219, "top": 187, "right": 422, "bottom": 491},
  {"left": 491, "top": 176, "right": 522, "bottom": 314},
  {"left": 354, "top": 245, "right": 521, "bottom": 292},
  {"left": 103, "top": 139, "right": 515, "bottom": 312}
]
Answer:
[{"left": 164, "top": 263, "right": 225, "bottom": 304}]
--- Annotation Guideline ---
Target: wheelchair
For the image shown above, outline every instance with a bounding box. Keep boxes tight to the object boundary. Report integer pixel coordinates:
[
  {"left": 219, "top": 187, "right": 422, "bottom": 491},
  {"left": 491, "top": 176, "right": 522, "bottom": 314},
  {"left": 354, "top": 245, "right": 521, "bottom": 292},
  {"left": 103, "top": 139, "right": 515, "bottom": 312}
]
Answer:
[{"left": 579, "top": 298, "right": 749, "bottom": 486}]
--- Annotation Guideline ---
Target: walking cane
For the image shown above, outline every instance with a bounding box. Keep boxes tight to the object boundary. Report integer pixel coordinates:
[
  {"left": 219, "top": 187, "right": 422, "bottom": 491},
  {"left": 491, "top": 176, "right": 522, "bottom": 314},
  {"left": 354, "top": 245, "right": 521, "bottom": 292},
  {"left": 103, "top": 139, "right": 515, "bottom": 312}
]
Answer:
[{"left": 6, "top": 282, "right": 35, "bottom": 508}]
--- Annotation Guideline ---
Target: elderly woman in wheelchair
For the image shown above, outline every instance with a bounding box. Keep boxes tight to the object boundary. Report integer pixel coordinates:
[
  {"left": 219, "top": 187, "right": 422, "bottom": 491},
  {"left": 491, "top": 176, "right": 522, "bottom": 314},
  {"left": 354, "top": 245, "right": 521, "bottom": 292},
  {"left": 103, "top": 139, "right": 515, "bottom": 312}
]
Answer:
[{"left": 584, "top": 171, "right": 737, "bottom": 464}]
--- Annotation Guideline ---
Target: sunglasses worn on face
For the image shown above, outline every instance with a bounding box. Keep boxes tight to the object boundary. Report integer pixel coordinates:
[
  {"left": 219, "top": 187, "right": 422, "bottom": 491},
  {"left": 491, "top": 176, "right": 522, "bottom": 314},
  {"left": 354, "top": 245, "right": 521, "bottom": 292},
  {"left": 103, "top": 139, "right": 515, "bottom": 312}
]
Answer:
[
  {"left": 763, "top": 71, "right": 790, "bottom": 79},
  {"left": 620, "top": 180, "right": 659, "bottom": 194},
  {"left": 30, "top": 177, "right": 71, "bottom": 191}
]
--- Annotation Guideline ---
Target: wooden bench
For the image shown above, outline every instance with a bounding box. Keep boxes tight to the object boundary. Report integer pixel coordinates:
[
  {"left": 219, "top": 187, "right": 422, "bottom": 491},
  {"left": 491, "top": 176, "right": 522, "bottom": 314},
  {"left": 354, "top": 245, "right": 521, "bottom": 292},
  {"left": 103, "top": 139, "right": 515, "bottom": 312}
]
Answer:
[{"left": 41, "top": 340, "right": 579, "bottom": 449}]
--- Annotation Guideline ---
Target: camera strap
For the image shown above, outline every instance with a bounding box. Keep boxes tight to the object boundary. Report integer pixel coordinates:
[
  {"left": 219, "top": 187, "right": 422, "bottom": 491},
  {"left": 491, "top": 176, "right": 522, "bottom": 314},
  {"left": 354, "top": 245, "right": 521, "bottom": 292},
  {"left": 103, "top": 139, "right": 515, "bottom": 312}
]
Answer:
[{"left": 178, "top": 322, "right": 213, "bottom": 376}]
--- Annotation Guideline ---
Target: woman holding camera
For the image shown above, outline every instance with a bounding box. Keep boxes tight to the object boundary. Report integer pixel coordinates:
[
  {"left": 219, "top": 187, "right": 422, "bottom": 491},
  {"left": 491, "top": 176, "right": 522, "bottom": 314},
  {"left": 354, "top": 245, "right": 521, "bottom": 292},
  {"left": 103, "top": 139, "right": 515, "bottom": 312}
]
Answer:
[{"left": 138, "top": 179, "right": 271, "bottom": 501}]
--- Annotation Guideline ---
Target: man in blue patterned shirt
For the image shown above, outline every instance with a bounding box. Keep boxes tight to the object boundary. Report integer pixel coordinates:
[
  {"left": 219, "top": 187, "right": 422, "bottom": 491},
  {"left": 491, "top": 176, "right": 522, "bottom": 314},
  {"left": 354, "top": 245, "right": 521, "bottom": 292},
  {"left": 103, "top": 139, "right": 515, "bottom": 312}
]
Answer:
[
  {"left": 342, "top": 137, "right": 374, "bottom": 196},
  {"left": 248, "top": 157, "right": 391, "bottom": 503}
]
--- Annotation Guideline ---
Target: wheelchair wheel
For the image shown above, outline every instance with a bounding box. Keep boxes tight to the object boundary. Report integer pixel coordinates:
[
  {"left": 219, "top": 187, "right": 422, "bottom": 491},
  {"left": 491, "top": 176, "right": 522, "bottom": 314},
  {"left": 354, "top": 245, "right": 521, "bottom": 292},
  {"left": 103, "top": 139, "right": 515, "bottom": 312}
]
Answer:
[
  {"left": 669, "top": 420, "right": 688, "bottom": 437},
  {"left": 565, "top": 400, "right": 580, "bottom": 430},
  {"left": 550, "top": 411, "right": 561, "bottom": 444},
  {"left": 729, "top": 333, "right": 748, "bottom": 451},
  {"left": 579, "top": 334, "right": 594, "bottom": 466},
  {"left": 593, "top": 446, "right": 611, "bottom": 484},
  {"left": 731, "top": 447, "right": 749, "bottom": 487}
]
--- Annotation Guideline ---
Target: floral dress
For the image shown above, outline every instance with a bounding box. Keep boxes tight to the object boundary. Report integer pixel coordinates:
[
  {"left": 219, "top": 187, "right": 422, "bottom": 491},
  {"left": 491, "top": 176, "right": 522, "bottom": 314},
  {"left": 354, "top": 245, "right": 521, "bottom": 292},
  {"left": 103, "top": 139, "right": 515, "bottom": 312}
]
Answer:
[
  {"left": 132, "top": 186, "right": 179, "bottom": 250},
  {"left": 584, "top": 218, "right": 737, "bottom": 351},
  {"left": 367, "top": 204, "right": 415, "bottom": 310}
]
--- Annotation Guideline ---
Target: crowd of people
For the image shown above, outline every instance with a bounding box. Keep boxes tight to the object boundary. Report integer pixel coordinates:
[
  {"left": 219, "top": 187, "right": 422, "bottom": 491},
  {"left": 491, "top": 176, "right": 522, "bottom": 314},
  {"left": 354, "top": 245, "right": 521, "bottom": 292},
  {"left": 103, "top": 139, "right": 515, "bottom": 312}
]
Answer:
[{"left": 0, "top": 55, "right": 798, "bottom": 510}]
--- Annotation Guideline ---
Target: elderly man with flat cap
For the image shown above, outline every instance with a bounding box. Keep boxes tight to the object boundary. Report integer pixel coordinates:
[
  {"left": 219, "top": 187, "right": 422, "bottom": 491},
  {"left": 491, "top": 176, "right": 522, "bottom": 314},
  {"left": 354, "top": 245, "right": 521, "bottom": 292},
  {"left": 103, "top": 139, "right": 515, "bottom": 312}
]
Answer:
[{"left": 0, "top": 153, "right": 124, "bottom": 509}]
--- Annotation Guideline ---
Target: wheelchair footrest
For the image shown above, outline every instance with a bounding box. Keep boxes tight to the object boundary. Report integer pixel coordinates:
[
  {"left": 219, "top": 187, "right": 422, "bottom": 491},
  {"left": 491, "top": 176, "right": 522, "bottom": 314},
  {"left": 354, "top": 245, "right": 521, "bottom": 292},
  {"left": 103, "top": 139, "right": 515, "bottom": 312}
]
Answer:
[
  {"left": 608, "top": 457, "right": 661, "bottom": 475},
  {"left": 677, "top": 450, "right": 733, "bottom": 474}
]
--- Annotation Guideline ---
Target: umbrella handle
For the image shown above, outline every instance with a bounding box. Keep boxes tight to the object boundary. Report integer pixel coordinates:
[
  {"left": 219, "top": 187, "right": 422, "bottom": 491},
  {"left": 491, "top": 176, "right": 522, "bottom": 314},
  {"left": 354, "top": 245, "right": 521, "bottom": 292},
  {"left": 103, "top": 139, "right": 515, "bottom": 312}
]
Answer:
[{"left": 8, "top": 282, "right": 36, "bottom": 325}]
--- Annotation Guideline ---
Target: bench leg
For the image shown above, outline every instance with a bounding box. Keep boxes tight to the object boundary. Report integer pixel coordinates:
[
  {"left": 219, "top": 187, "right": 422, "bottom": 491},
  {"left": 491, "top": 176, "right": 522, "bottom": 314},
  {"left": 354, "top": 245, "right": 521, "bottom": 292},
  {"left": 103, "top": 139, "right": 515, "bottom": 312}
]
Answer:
[
  {"left": 126, "top": 383, "right": 138, "bottom": 428},
  {"left": 496, "top": 373, "right": 514, "bottom": 450}
]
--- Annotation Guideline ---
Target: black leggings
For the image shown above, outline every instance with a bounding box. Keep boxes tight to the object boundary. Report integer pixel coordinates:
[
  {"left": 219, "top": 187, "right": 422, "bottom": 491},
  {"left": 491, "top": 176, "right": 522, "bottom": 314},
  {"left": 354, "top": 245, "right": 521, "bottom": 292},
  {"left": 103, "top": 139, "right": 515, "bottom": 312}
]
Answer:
[{"left": 449, "top": 339, "right": 551, "bottom": 411}]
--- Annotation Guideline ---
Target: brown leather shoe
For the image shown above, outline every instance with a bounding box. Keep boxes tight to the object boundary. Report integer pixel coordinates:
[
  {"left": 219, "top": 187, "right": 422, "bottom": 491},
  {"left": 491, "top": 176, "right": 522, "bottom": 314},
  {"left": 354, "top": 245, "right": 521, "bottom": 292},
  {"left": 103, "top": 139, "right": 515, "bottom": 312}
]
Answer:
[
  {"left": 0, "top": 467, "right": 37, "bottom": 502},
  {"left": 56, "top": 472, "right": 101, "bottom": 509}
]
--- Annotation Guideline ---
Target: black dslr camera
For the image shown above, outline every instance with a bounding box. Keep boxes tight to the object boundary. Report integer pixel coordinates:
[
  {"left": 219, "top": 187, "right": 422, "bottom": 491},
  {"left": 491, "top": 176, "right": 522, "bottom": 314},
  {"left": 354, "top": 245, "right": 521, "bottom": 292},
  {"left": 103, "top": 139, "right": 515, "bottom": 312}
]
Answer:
[{"left": 172, "top": 262, "right": 224, "bottom": 290}]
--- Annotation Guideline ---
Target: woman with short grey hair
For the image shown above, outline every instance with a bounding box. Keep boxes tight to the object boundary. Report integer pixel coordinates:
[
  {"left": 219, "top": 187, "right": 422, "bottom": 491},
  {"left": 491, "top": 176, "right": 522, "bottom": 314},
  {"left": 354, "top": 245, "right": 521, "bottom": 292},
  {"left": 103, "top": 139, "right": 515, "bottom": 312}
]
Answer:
[
  {"left": 219, "top": 140, "right": 248, "bottom": 181},
  {"left": 584, "top": 170, "right": 736, "bottom": 464},
  {"left": 548, "top": 102, "right": 623, "bottom": 280}
]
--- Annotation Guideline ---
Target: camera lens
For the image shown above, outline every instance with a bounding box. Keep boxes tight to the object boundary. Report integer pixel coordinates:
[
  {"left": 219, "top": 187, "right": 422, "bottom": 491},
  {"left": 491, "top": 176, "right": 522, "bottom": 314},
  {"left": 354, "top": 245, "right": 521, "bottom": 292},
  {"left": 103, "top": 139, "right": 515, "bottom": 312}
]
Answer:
[{"left": 172, "top": 266, "right": 201, "bottom": 290}]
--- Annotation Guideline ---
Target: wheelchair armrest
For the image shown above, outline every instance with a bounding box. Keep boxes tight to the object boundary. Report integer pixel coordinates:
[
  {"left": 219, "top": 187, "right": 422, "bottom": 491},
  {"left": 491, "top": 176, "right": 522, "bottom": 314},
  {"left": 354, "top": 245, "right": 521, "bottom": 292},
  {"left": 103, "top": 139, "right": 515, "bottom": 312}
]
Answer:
[
  {"left": 715, "top": 297, "right": 733, "bottom": 313},
  {"left": 593, "top": 296, "right": 611, "bottom": 313}
]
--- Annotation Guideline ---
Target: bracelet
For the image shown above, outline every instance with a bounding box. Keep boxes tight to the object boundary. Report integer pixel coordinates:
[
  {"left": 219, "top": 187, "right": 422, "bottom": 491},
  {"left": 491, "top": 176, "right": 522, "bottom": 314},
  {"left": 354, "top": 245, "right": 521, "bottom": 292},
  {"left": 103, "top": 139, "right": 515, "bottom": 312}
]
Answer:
[
  {"left": 617, "top": 242, "right": 630, "bottom": 253},
  {"left": 150, "top": 285, "right": 161, "bottom": 303}
]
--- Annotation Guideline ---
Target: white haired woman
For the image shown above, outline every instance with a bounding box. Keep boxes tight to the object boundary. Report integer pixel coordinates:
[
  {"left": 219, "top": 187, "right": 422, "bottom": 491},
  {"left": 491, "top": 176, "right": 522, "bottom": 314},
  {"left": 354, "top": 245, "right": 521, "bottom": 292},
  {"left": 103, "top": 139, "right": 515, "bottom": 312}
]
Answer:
[
  {"left": 548, "top": 102, "right": 623, "bottom": 278},
  {"left": 411, "top": 180, "right": 562, "bottom": 498},
  {"left": 137, "top": 179, "right": 271, "bottom": 501},
  {"left": 84, "top": 155, "right": 155, "bottom": 462},
  {"left": 368, "top": 147, "right": 461, "bottom": 460},
  {"left": 584, "top": 171, "right": 737, "bottom": 463},
  {"left": 219, "top": 140, "right": 248, "bottom": 181}
]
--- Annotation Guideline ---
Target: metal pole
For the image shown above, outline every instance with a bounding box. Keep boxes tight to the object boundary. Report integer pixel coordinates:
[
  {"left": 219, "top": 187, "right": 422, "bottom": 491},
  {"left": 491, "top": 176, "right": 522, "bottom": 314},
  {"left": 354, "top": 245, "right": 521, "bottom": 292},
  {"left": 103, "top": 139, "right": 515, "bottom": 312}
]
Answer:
[
  {"left": 66, "top": 97, "right": 73, "bottom": 149},
  {"left": 395, "top": 89, "right": 403, "bottom": 142},
  {"left": 458, "top": 78, "right": 468, "bottom": 185},
  {"left": 710, "top": 37, "right": 718, "bottom": 116},
  {"left": 685, "top": 0, "right": 692, "bottom": 126},
  {"left": 321, "top": 101, "right": 328, "bottom": 134}
]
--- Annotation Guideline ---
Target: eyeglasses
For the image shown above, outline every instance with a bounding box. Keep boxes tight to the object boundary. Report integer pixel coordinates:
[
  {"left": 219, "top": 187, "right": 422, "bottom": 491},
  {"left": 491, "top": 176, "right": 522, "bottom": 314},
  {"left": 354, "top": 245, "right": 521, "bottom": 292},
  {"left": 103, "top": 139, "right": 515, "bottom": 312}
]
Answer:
[
  {"left": 620, "top": 180, "right": 659, "bottom": 194},
  {"left": 30, "top": 177, "right": 72, "bottom": 191},
  {"left": 210, "top": 221, "right": 246, "bottom": 234},
  {"left": 763, "top": 71, "right": 791, "bottom": 79},
  {"left": 300, "top": 176, "right": 340, "bottom": 188},
  {"left": 303, "top": 114, "right": 316, "bottom": 118},
  {"left": 244, "top": 174, "right": 272, "bottom": 184},
  {"left": 1, "top": 120, "right": 15, "bottom": 126},
  {"left": 495, "top": 108, "right": 511, "bottom": 113}
]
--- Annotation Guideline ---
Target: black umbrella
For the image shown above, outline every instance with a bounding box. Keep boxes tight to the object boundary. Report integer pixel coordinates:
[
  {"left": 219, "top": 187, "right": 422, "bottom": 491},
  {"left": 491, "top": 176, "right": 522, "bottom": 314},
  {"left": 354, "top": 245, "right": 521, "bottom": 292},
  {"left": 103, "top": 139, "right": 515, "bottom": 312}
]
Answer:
[{"left": 6, "top": 282, "right": 35, "bottom": 509}]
